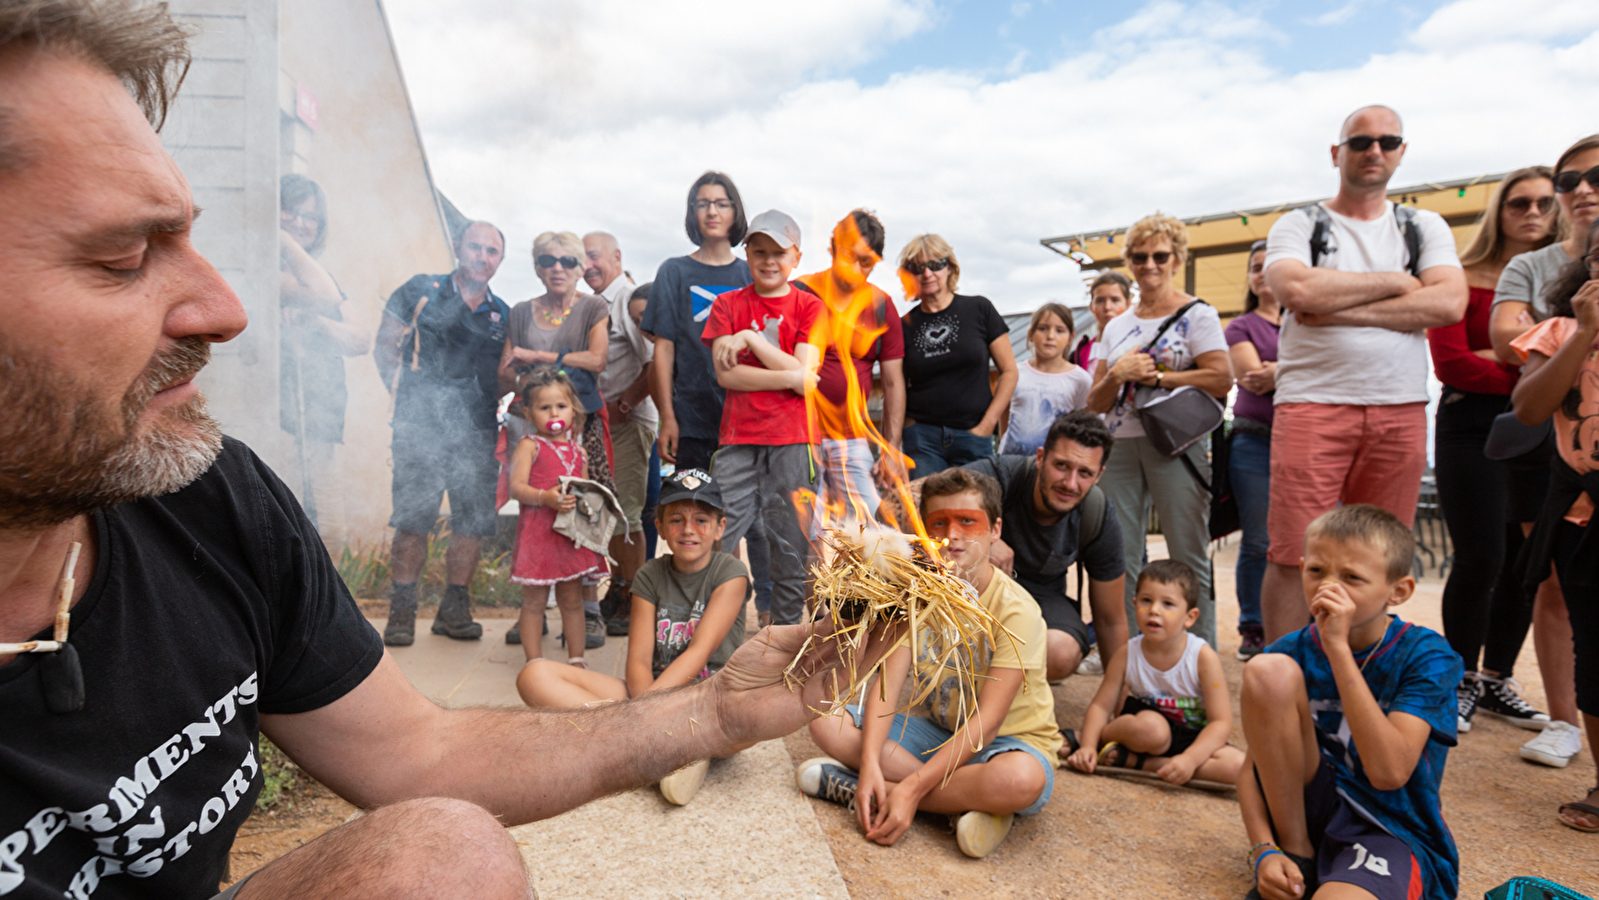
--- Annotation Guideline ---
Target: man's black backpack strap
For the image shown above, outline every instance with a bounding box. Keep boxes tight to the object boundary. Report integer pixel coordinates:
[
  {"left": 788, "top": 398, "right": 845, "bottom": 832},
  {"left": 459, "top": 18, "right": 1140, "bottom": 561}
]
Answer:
[{"left": 1304, "top": 202, "right": 1422, "bottom": 277}]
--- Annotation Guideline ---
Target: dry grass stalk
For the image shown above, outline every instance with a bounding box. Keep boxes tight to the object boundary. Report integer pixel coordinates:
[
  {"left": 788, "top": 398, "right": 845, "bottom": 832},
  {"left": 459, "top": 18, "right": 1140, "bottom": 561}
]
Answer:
[{"left": 788, "top": 528, "right": 1025, "bottom": 771}]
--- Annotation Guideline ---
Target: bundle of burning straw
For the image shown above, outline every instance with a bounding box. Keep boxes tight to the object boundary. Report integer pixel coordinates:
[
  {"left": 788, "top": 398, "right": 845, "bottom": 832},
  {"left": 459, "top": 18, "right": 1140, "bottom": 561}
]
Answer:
[{"left": 789, "top": 526, "right": 1025, "bottom": 754}]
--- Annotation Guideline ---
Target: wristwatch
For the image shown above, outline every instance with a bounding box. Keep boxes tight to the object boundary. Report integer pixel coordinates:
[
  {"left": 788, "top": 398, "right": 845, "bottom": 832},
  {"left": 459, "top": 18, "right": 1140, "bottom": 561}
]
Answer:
[{"left": 1155, "top": 371, "right": 1165, "bottom": 387}]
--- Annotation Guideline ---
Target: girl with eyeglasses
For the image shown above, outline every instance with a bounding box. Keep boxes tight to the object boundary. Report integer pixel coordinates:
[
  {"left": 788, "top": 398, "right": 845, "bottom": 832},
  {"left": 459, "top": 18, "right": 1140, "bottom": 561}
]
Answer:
[
  {"left": 1085, "top": 213, "right": 1233, "bottom": 650},
  {"left": 1508, "top": 218, "right": 1599, "bottom": 833},
  {"left": 896, "top": 234, "right": 1018, "bottom": 475},
  {"left": 1491, "top": 135, "right": 1599, "bottom": 359},
  {"left": 499, "top": 230, "right": 614, "bottom": 648},
  {"left": 1428, "top": 167, "right": 1565, "bottom": 744}
]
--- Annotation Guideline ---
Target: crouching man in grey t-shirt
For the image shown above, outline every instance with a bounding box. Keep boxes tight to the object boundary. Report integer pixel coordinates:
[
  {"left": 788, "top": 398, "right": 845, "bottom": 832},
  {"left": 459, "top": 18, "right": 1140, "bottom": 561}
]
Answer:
[{"left": 965, "top": 411, "right": 1127, "bottom": 680}]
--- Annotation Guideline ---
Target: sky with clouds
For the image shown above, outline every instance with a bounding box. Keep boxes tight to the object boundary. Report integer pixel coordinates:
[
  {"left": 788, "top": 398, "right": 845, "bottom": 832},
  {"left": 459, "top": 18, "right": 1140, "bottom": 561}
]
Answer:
[{"left": 382, "top": 0, "right": 1599, "bottom": 314}]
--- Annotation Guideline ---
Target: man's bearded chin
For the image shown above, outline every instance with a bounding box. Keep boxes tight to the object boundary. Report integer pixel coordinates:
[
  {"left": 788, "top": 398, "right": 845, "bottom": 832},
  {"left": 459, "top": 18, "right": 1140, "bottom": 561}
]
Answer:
[{"left": 0, "top": 338, "right": 223, "bottom": 530}]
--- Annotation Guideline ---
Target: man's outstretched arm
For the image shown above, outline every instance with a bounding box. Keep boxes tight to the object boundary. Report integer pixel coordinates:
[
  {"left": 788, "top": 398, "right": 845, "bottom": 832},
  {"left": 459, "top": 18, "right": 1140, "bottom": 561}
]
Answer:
[{"left": 262, "top": 621, "right": 854, "bottom": 825}]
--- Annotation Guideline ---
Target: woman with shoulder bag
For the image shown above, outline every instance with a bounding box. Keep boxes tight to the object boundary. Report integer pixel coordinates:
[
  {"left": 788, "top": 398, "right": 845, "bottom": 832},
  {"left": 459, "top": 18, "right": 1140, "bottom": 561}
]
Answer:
[
  {"left": 1431, "top": 167, "right": 1567, "bottom": 738},
  {"left": 500, "top": 230, "right": 613, "bottom": 649},
  {"left": 1086, "top": 213, "right": 1233, "bottom": 648},
  {"left": 1224, "top": 240, "right": 1279, "bottom": 660}
]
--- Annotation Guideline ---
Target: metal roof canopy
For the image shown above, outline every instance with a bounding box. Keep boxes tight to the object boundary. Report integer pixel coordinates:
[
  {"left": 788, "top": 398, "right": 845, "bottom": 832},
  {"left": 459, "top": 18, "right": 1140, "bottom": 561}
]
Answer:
[{"left": 1040, "top": 172, "right": 1505, "bottom": 317}]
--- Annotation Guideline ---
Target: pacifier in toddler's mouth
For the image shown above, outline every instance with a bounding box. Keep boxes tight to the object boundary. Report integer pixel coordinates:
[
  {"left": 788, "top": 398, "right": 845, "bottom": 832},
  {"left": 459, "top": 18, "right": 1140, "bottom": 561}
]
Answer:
[{"left": 547, "top": 420, "right": 567, "bottom": 433}]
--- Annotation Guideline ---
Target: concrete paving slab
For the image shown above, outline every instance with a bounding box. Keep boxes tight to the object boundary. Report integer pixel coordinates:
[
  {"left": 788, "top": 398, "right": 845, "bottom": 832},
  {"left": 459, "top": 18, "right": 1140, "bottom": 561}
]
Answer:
[
  {"left": 368, "top": 605, "right": 851, "bottom": 900},
  {"left": 511, "top": 738, "right": 849, "bottom": 900}
]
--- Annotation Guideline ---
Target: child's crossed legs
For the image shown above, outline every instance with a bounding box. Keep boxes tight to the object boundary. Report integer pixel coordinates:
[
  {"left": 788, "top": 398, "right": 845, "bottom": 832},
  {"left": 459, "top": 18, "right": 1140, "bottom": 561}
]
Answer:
[
  {"left": 810, "top": 707, "right": 1051, "bottom": 817},
  {"left": 1096, "top": 697, "right": 1244, "bottom": 783}
]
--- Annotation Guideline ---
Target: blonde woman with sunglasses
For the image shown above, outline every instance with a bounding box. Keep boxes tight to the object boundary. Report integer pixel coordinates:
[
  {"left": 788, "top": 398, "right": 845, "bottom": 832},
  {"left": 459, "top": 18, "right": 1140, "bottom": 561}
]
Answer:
[{"left": 896, "top": 234, "right": 1018, "bottom": 476}]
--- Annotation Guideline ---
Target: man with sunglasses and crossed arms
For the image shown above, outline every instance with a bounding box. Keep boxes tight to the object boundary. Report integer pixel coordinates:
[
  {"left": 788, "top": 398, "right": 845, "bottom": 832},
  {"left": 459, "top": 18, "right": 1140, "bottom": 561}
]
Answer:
[
  {"left": 1258, "top": 105, "right": 1467, "bottom": 643},
  {"left": 374, "top": 221, "right": 511, "bottom": 646}
]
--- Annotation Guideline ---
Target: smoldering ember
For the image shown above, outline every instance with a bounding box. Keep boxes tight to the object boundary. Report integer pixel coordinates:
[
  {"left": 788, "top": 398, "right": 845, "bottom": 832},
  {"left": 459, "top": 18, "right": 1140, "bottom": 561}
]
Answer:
[{"left": 1, "top": 1, "right": 1597, "bottom": 899}]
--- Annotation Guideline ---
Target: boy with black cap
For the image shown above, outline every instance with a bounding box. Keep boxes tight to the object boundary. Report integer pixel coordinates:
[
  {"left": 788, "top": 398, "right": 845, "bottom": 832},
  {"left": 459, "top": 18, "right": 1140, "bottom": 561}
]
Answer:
[
  {"left": 517, "top": 468, "right": 751, "bottom": 805},
  {"left": 700, "top": 209, "right": 825, "bottom": 626}
]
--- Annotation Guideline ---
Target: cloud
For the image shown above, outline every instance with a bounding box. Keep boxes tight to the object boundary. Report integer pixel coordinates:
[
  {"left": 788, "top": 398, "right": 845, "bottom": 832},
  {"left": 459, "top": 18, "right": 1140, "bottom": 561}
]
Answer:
[
  {"left": 1307, "top": 0, "right": 1366, "bottom": 27},
  {"left": 387, "top": 0, "right": 1599, "bottom": 312},
  {"left": 1410, "top": 0, "right": 1599, "bottom": 49}
]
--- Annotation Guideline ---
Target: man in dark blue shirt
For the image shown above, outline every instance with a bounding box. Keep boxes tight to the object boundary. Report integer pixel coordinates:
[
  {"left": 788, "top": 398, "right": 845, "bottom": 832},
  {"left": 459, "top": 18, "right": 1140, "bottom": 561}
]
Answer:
[{"left": 374, "top": 222, "right": 510, "bottom": 646}]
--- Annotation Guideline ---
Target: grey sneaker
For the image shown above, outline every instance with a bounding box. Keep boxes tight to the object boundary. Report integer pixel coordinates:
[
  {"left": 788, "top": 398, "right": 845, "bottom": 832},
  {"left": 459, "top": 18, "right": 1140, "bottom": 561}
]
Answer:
[
  {"left": 795, "top": 757, "right": 858, "bottom": 808},
  {"left": 1476, "top": 674, "right": 1549, "bottom": 730},
  {"left": 431, "top": 585, "right": 482, "bottom": 640},
  {"left": 1456, "top": 675, "right": 1481, "bottom": 734},
  {"left": 383, "top": 584, "right": 417, "bottom": 647},
  {"left": 584, "top": 612, "right": 606, "bottom": 649}
]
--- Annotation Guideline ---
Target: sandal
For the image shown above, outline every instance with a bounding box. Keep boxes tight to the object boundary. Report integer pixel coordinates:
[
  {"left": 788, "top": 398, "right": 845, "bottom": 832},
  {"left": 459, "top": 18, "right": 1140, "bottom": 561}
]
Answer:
[
  {"left": 1096, "top": 742, "right": 1149, "bottom": 772},
  {"left": 1059, "top": 728, "right": 1081, "bottom": 759},
  {"left": 1558, "top": 787, "right": 1599, "bottom": 833}
]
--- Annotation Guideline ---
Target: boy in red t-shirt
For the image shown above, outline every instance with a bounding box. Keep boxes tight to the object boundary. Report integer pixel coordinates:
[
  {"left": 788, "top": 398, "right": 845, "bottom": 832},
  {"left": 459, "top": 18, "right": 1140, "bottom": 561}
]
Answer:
[
  {"left": 701, "top": 209, "right": 824, "bottom": 626},
  {"left": 797, "top": 210, "right": 906, "bottom": 531}
]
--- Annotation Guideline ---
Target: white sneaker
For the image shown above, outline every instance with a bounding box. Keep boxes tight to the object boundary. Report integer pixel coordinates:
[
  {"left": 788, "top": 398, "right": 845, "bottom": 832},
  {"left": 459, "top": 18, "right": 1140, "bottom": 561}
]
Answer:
[
  {"left": 1078, "top": 647, "right": 1103, "bottom": 676},
  {"left": 546, "top": 586, "right": 557, "bottom": 609},
  {"left": 955, "top": 810, "right": 1014, "bottom": 858},
  {"left": 1520, "top": 720, "right": 1584, "bottom": 768}
]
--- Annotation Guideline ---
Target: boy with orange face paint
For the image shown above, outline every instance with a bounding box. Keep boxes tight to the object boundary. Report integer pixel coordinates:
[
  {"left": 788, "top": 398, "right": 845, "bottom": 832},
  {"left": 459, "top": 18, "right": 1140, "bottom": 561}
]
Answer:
[{"left": 797, "top": 468, "right": 1059, "bottom": 859}]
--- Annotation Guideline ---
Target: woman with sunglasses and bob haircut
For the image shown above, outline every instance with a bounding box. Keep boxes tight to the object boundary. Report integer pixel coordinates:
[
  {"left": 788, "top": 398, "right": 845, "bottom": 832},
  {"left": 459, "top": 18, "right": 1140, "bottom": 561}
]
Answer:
[
  {"left": 1085, "top": 212, "right": 1233, "bottom": 650},
  {"left": 897, "top": 234, "right": 1018, "bottom": 476},
  {"left": 500, "top": 230, "right": 615, "bottom": 648},
  {"left": 1429, "top": 166, "right": 1568, "bottom": 741}
]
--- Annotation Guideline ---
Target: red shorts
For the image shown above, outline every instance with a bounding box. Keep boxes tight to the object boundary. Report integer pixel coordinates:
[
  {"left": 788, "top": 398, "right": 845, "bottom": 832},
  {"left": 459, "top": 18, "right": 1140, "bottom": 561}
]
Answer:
[{"left": 1266, "top": 402, "right": 1427, "bottom": 566}]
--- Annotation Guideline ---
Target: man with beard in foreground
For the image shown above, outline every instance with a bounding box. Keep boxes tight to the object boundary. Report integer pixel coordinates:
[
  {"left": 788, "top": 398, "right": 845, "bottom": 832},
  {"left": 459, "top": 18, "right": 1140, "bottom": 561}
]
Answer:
[{"left": 0, "top": 3, "right": 853, "bottom": 898}]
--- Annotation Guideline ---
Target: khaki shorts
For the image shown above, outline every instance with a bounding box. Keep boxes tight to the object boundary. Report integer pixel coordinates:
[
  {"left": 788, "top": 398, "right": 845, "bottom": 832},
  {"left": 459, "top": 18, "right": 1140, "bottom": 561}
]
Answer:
[
  {"left": 610, "top": 415, "right": 657, "bottom": 535},
  {"left": 1266, "top": 402, "right": 1427, "bottom": 566}
]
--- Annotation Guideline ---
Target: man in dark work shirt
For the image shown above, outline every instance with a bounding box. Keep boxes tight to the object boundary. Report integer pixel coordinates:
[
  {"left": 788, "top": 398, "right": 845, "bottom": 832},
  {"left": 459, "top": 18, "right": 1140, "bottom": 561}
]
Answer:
[
  {"left": 373, "top": 222, "right": 510, "bottom": 647},
  {"left": 0, "top": 6, "right": 857, "bottom": 899}
]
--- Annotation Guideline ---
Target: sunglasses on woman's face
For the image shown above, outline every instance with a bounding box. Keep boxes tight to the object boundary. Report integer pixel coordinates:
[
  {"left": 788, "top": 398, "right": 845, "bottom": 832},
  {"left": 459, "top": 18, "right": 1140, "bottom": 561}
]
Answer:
[
  {"left": 1341, "top": 134, "right": 1404, "bottom": 153},
  {"left": 903, "top": 258, "right": 950, "bottom": 276},
  {"left": 1504, "top": 195, "right": 1556, "bottom": 215},
  {"left": 536, "top": 254, "right": 582, "bottom": 269},
  {"left": 1554, "top": 166, "right": 1599, "bottom": 194},
  {"left": 1129, "top": 251, "right": 1173, "bottom": 267}
]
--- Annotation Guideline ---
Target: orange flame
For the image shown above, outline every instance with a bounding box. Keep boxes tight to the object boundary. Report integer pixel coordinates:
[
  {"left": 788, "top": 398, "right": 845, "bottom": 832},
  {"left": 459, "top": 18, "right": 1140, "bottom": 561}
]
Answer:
[{"left": 794, "top": 215, "right": 936, "bottom": 553}]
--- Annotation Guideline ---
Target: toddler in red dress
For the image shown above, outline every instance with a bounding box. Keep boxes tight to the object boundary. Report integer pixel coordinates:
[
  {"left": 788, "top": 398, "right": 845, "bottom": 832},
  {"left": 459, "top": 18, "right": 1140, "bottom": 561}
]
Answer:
[{"left": 508, "top": 369, "right": 607, "bottom": 667}]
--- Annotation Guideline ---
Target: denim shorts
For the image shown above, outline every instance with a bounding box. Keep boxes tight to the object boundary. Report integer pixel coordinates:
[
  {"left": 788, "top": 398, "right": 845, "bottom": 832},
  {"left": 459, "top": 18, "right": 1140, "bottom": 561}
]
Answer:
[{"left": 845, "top": 705, "right": 1054, "bottom": 816}]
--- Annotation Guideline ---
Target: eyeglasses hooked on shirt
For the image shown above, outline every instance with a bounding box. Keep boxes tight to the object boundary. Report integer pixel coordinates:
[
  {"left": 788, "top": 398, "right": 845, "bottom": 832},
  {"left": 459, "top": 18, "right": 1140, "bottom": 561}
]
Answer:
[{"left": 1340, "top": 134, "right": 1404, "bottom": 153}]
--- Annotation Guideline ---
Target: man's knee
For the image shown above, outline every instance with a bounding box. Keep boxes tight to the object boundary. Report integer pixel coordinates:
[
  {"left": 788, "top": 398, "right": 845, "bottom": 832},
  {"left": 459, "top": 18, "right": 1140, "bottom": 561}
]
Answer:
[
  {"left": 1046, "top": 630, "right": 1083, "bottom": 680},
  {"left": 243, "top": 797, "right": 528, "bottom": 899}
]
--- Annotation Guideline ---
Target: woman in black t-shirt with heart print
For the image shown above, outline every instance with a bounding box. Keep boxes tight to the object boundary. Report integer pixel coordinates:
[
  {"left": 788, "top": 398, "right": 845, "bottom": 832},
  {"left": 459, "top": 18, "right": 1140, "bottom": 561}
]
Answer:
[{"left": 897, "top": 234, "right": 1019, "bottom": 478}]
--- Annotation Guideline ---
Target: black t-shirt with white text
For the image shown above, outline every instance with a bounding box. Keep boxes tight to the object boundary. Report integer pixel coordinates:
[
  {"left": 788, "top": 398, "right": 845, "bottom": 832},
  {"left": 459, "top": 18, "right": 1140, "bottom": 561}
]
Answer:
[
  {"left": 0, "top": 439, "right": 383, "bottom": 899},
  {"left": 901, "top": 294, "right": 1010, "bottom": 430}
]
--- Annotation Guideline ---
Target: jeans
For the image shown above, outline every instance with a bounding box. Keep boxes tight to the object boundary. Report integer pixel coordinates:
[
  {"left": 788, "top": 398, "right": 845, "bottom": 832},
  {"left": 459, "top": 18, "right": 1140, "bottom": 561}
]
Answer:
[
  {"left": 844, "top": 705, "right": 1054, "bottom": 816},
  {"left": 1229, "top": 431, "right": 1271, "bottom": 631},
  {"left": 1100, "top": 435, "right": 1216, "bottom": 648},
  {"left": 902, "top": 422, "right": 993, "bottom": 478}
]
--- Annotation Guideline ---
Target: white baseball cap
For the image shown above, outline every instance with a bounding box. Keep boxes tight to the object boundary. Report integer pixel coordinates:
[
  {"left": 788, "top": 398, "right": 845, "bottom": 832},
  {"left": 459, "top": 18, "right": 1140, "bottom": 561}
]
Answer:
[{"left": 743, "top": 209, "right": 802, "bottom": 250}]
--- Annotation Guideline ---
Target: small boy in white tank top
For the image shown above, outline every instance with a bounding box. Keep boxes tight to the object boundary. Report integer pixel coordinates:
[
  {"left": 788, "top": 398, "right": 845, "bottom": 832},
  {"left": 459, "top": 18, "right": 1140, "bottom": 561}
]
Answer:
[{"left": 1065, "top": 560, "right": 1244, "bottom": 785}]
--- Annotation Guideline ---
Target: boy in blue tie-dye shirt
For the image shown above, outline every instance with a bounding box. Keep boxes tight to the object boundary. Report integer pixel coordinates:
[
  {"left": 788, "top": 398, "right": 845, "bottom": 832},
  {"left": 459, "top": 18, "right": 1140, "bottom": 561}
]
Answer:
[{"left": 1239, "top": 505, "right": 1461, "bottom": 900}]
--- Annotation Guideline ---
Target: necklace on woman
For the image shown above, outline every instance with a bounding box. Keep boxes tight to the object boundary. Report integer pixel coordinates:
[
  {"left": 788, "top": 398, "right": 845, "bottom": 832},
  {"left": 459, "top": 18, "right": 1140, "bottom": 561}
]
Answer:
[{"left": 539, "top": 298, "right": 573, "bottom": 326}]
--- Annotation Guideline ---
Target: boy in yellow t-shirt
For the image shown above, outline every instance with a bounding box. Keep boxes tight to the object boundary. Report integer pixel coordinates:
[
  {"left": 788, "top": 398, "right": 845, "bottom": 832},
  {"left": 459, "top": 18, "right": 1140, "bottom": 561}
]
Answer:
[{"left": 797, "top": 468, "right": 1058, "bottom": 859}]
